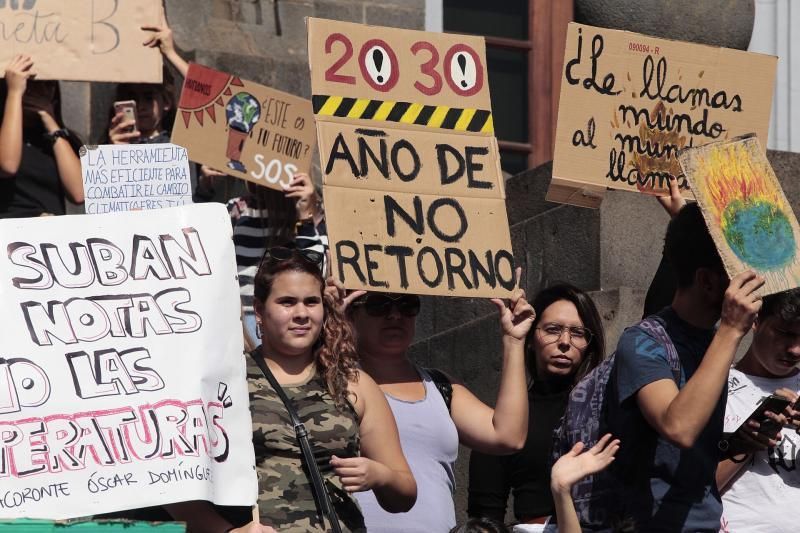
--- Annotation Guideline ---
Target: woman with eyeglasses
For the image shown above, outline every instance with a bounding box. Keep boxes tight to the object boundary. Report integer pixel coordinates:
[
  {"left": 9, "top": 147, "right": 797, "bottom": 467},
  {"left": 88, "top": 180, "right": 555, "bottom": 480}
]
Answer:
[
  {"left": 333, "top": 273, "right": 534, "bottom": 533},
  {"left": 467, "top": 284, "right": 605, "bottom": 532},
  {"left": 166, "top": 248, "right": 416, "bottom": 533}
]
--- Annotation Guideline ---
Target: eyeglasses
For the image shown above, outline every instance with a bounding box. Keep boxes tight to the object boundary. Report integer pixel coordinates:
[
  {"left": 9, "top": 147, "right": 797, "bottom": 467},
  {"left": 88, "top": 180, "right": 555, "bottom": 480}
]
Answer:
[
  {"left": 536, "top": 323, "right": 593, "bottom": 349},
  {"left": 351, "top": 293, "right": 421, "bottom": 318},
  {"left": 259, "top": 246, "right": 324, "bottom": 270}
]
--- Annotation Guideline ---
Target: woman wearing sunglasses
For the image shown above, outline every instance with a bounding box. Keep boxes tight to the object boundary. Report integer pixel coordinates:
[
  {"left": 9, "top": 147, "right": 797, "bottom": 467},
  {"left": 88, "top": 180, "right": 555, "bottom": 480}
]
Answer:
[
  {"left": 166, "top": 248, "right": 416, "bottom": 533},
  {"left": 468, "top": 284, "right": 605, "bottom": 532},
  {"left": 336, "top": 273, "right": 535, "bottom": 533}
]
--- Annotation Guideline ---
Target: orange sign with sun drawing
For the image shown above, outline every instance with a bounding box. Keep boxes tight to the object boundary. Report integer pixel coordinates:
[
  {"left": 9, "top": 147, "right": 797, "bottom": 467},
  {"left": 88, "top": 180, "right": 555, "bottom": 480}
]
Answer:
[
  {"left": 171, "top": 63, "right": 315, "bottom": 191},
  {"left": 678, "top": 135, "right": 800, "bottom": 296}
]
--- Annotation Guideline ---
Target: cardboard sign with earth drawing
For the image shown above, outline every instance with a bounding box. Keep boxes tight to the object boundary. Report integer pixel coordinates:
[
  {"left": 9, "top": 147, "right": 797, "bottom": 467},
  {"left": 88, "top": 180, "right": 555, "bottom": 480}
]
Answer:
[
  {"left": 171, "top": 63, "right": 315, "bottom": 192},
  {"left": 678, "top": 135, "right": 800, "bottom": 296}
]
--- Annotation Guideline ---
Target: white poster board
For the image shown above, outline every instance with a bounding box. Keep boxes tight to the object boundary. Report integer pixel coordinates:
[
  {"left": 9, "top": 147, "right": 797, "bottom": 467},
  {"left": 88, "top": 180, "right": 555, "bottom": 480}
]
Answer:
[
  {"left": 0, "top": 204, "right": 256, "bottom": 519},
  {"left": 80, "top": 144, "right": 193, "bottom": 214}
]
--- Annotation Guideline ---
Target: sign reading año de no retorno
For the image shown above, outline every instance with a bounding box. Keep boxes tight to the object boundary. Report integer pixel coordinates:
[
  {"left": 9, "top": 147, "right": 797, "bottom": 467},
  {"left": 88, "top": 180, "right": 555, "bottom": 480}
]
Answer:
[{"left": 308, "top": 17, "right": 515, "bottom": 298}]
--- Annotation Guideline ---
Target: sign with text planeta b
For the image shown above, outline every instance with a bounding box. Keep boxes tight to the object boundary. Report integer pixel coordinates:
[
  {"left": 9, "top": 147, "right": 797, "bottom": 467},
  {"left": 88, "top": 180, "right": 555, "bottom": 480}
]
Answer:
[
  {"left": 549, "top": 23, "right": 777, "bottom": 208},
  {"left": 308, "top": 17, "right": 514, "bottom": 298},
  {"left": 171, "top": 63, "right": 315, "bottom": 192},
  {"left": 0, "top": 0, "right": 162, "bottom": 82}
]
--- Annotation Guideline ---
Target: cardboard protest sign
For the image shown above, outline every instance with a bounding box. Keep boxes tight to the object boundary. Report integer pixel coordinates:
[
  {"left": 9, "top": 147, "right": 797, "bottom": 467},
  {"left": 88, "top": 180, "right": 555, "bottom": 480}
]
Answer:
[
  {"left": 171, "top": 63, "right": 315, "bottom": 192},
  {"left": 678, "top": 135, "right": 800, "bottom": 296},
  {"left": 0, "top": 204, "right": 256, "bottom": 519},
  {"left": 80, "top": 143, "right": 192, "bottom": 215},
  {"left": 0, "top": 0, "right": 162, "bottom": 82},
  {"left": 308, "top": 18, "right": 514, "bottom": 298},
  {"left": 549, "top": 23, "right": 777, "bottom": 208}
]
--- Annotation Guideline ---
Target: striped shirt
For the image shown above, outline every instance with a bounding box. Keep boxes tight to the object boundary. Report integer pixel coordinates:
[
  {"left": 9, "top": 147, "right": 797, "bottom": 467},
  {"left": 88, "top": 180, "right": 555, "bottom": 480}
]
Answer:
[{"left": 227, "top": 197, "right": 328, "bottom": 313}]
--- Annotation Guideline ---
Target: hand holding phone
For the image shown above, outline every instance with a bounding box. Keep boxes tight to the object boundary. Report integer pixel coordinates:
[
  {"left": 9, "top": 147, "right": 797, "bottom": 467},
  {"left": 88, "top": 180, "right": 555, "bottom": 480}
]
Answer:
[{"left": 113, "top": 100, "right": 137, "bottom": 134}]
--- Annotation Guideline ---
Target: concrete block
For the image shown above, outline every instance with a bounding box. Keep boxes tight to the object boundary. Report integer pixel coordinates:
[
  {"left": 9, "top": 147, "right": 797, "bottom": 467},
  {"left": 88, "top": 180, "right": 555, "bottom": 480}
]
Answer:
[
  {"left": 599, "top": 189, "right": 670, "bottom": 292},
  {"left": 588, "top": 286, "right": 647, "bottom": 356},
  {"left": 314, "top": 0, "right": 364, "bottom": 23},
  {"left": 505, "top": 161, "right": 561, "bottom": 226},
  {"left": 60, "top": 82, "right": 91, "bottom": 143},
  {"left": 575, "top": 0, "right": 754, "bottom": 50},
  {"left": 521, "top": 205, "right": 602, "bottom": 295},
  {"left": 364, "top": 4, "right": 425, "bottom": 30}
]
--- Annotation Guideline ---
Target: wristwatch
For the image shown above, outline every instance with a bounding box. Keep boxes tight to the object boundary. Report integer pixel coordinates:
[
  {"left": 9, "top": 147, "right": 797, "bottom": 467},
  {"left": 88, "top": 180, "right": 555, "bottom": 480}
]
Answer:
[{"left": 44, "top": 128, "right": 69, "bottom": 145}]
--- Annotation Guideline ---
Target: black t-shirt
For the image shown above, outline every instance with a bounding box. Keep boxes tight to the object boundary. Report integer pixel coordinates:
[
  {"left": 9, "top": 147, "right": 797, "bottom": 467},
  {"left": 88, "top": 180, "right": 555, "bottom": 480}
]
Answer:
[
  {"left": 0, "top": 141, "right": 65, "bottom": 218},
  {"left": 468, "top": 379, "right": 570, "bottom": 521},
  {"left": 605, "top": 307, "right": 723, "bottom": 532}
]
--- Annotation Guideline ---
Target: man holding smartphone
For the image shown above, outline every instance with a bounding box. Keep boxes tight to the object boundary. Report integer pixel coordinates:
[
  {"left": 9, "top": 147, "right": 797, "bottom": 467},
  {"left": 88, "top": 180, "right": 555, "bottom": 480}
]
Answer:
[{"left": 717, "top": 288, "right": 800, "bottom": 533}]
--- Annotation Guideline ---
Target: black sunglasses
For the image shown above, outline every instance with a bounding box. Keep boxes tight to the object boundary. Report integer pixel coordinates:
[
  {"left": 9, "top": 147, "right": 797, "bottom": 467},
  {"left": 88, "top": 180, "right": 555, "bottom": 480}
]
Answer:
[
  {"left": 259, "top": 246, "right": 324, "bottom": 270},
  {"left": 352, "top": 293, "right": 421, "bottom": 318}
]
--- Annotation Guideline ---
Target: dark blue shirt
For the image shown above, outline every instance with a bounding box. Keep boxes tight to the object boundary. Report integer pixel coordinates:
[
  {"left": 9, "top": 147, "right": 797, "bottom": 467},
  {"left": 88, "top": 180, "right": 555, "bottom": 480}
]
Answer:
[{"left": 606, "top": 307, "right": 722, "bottom": 532}]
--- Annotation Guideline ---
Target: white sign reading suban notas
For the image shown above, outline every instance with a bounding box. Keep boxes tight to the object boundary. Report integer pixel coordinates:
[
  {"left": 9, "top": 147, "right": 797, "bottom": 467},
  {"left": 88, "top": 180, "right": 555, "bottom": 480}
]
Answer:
[{"left": 0, "top": 204, "right": 257, "bottom": 519}]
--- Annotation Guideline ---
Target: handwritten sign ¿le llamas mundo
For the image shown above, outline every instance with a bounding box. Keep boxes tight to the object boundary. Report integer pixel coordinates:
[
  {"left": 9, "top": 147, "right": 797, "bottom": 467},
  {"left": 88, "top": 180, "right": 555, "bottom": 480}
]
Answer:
[{"left": 549, "top": 23, "right": 777, "bottom": 208}]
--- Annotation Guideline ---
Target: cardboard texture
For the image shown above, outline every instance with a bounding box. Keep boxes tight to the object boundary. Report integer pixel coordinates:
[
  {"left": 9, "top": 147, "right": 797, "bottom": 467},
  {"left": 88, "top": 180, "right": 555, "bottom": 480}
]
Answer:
[
  {"left": 80, "top": 143, "right": 192, "bottom": 214},
  {"left": 0, "top": 0, "right": 162, "bottom": 82},
  {"left": 678, "top": 135, "right": 800, "bottom": 296},
  {"left": 550, "top": 23, "right": 777, "bottom": 207},
  {"left": 0, "top": 204, "right": 257, "bottom": 519},
  {"left": 308, "top": 18, "right": 514, "bottom": 297},
  {"left": 171, "top": 63, "right": 315, "bottom": 192}
]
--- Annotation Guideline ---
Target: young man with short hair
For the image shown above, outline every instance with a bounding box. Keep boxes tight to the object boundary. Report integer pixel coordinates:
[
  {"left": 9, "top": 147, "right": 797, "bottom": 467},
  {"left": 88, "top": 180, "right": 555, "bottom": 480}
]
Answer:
[
  {"left": 602, "top": 203, "right": 771, "bottom": 532},
  {"left": 717, "top": 288, "right": 800, "bottom": 533}
]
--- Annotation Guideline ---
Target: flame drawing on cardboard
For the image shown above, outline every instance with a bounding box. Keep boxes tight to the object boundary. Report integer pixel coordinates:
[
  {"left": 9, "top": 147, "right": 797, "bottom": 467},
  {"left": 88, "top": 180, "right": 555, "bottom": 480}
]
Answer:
[
  {"left": 549, "top": 23, "right": 777, "bottom": 208},
  {"left": 171, "top": 63, "right": 315, "bottom": 192},
  {"left": 308, "top": 18, "right": 515, "bottom": 298},
  {"left": 678, "top": 135, "right": 800, "bottom": 295}
]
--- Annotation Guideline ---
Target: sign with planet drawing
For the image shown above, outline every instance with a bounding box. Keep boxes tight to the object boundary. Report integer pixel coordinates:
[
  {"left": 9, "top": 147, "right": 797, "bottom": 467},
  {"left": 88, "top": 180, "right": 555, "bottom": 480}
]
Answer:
[
  {"left": 171, "top": 64, "right": 316, "bottom": 191},
  {"left": 678, "top": 134, "right": 800, "bottom": 296}
]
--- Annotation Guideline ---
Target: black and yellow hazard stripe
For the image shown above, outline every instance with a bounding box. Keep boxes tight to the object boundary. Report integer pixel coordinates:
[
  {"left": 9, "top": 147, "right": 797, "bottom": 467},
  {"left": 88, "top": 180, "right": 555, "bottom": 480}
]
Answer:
[{"left": 312, "top": 94, "right": 494, "bottom": 134}]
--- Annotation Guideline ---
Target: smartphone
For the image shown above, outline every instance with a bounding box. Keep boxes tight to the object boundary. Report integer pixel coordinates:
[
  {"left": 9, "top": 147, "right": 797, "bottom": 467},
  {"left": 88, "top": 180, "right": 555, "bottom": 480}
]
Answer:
[
  {"left": 113, "top": 100, "right": 137, "bottom": 133},
  {"left": 745, "top": 394, "right": 792, "bottom": 434}
]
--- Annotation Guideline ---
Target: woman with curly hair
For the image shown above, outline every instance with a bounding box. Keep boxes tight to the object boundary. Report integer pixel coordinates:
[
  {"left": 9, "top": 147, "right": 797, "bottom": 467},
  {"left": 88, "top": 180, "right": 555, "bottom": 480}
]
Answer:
[{"left": 168, "top": 248, "right": 416, "bottom": 533}]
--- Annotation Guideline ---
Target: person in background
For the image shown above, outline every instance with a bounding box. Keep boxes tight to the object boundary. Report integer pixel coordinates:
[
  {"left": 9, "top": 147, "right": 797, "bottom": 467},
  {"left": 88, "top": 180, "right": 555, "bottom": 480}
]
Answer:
[
  {"left": 601, "top": 200, "right": 776, "bottom": 532},
  {"left": 326, "top": 270, "right": 533, "bottom": 533},
  {"left": 716, "top": 288, "right": 800, "bottom": 533},
  {"left": 0, "top": 55, "right": 83, "bottom": 217},
  {"left": 449, "top": 517, "right": 511, "bottom": 533},
  {"left": 468, "top": 284, "right": 605, "bottom": 532},
  {"left": 140, "top": 21, "right": 328, "bottom": 348},
  {"left": 167, "top": 249, "right": 416, "bottom": 532}
]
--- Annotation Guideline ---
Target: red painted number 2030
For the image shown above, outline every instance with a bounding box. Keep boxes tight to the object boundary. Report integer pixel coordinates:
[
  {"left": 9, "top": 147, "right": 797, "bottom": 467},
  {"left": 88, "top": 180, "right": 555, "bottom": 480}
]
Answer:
[{"left": 323, "top": 33, "right": 484, "bottom": 98}]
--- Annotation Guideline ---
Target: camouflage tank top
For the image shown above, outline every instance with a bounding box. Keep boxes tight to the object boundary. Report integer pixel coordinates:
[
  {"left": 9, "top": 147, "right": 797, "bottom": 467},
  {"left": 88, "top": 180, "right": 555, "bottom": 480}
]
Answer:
[{"left": 247, "top": 353, "right": 365, "bottom": 533}]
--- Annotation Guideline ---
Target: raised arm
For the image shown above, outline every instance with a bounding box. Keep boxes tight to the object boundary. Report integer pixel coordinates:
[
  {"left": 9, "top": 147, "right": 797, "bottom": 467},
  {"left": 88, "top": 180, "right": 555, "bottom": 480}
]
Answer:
[
  {"left": 38, "top": 111, "right": 84, "bottom": 204},
  {"left": 450, "top": 273, "right": 534, "bottom": 454},
  {"left": 334, "top": 370, "right": 416, "bottom": 512},
  {"left": 637, "top": 271, "right": 764, "bottom": 448},
  {"left": 550, "top": 435, "right": 620, "bottom": 533},
  {"left": 142, "top": 23, "right": 189, "bottom": 78},
  {"left": 0, "top": 55, "right": 34, "bottom": 177}
]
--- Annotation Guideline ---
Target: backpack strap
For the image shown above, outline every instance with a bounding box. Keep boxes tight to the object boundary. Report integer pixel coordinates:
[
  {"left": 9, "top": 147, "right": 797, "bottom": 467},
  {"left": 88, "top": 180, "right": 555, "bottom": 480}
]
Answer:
[
  {"left": 423, "top": 367, "right": 453, "bottom": 413},
  {"left": 638, "top": 315, "right": 681, "bottom": 384}
]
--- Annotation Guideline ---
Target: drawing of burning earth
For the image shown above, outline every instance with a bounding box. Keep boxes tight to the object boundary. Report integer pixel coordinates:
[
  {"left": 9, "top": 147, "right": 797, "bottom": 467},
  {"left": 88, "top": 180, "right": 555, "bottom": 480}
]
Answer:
[
  {"left": 680, "top": 136, "right": 799, "bottom": 293},
  {"left": 225, "top": 92, "right": 261, "bottom": 172}
]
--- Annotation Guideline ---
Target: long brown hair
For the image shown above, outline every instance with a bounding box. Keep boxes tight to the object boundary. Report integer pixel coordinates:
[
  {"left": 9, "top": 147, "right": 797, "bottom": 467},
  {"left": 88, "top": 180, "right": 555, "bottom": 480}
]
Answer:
[
  {"left": 525, "top": 283, "right": 605, "bottom": 386},
  {"left": 254, "top": 254, "right": 359, "bottom": 409}
]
